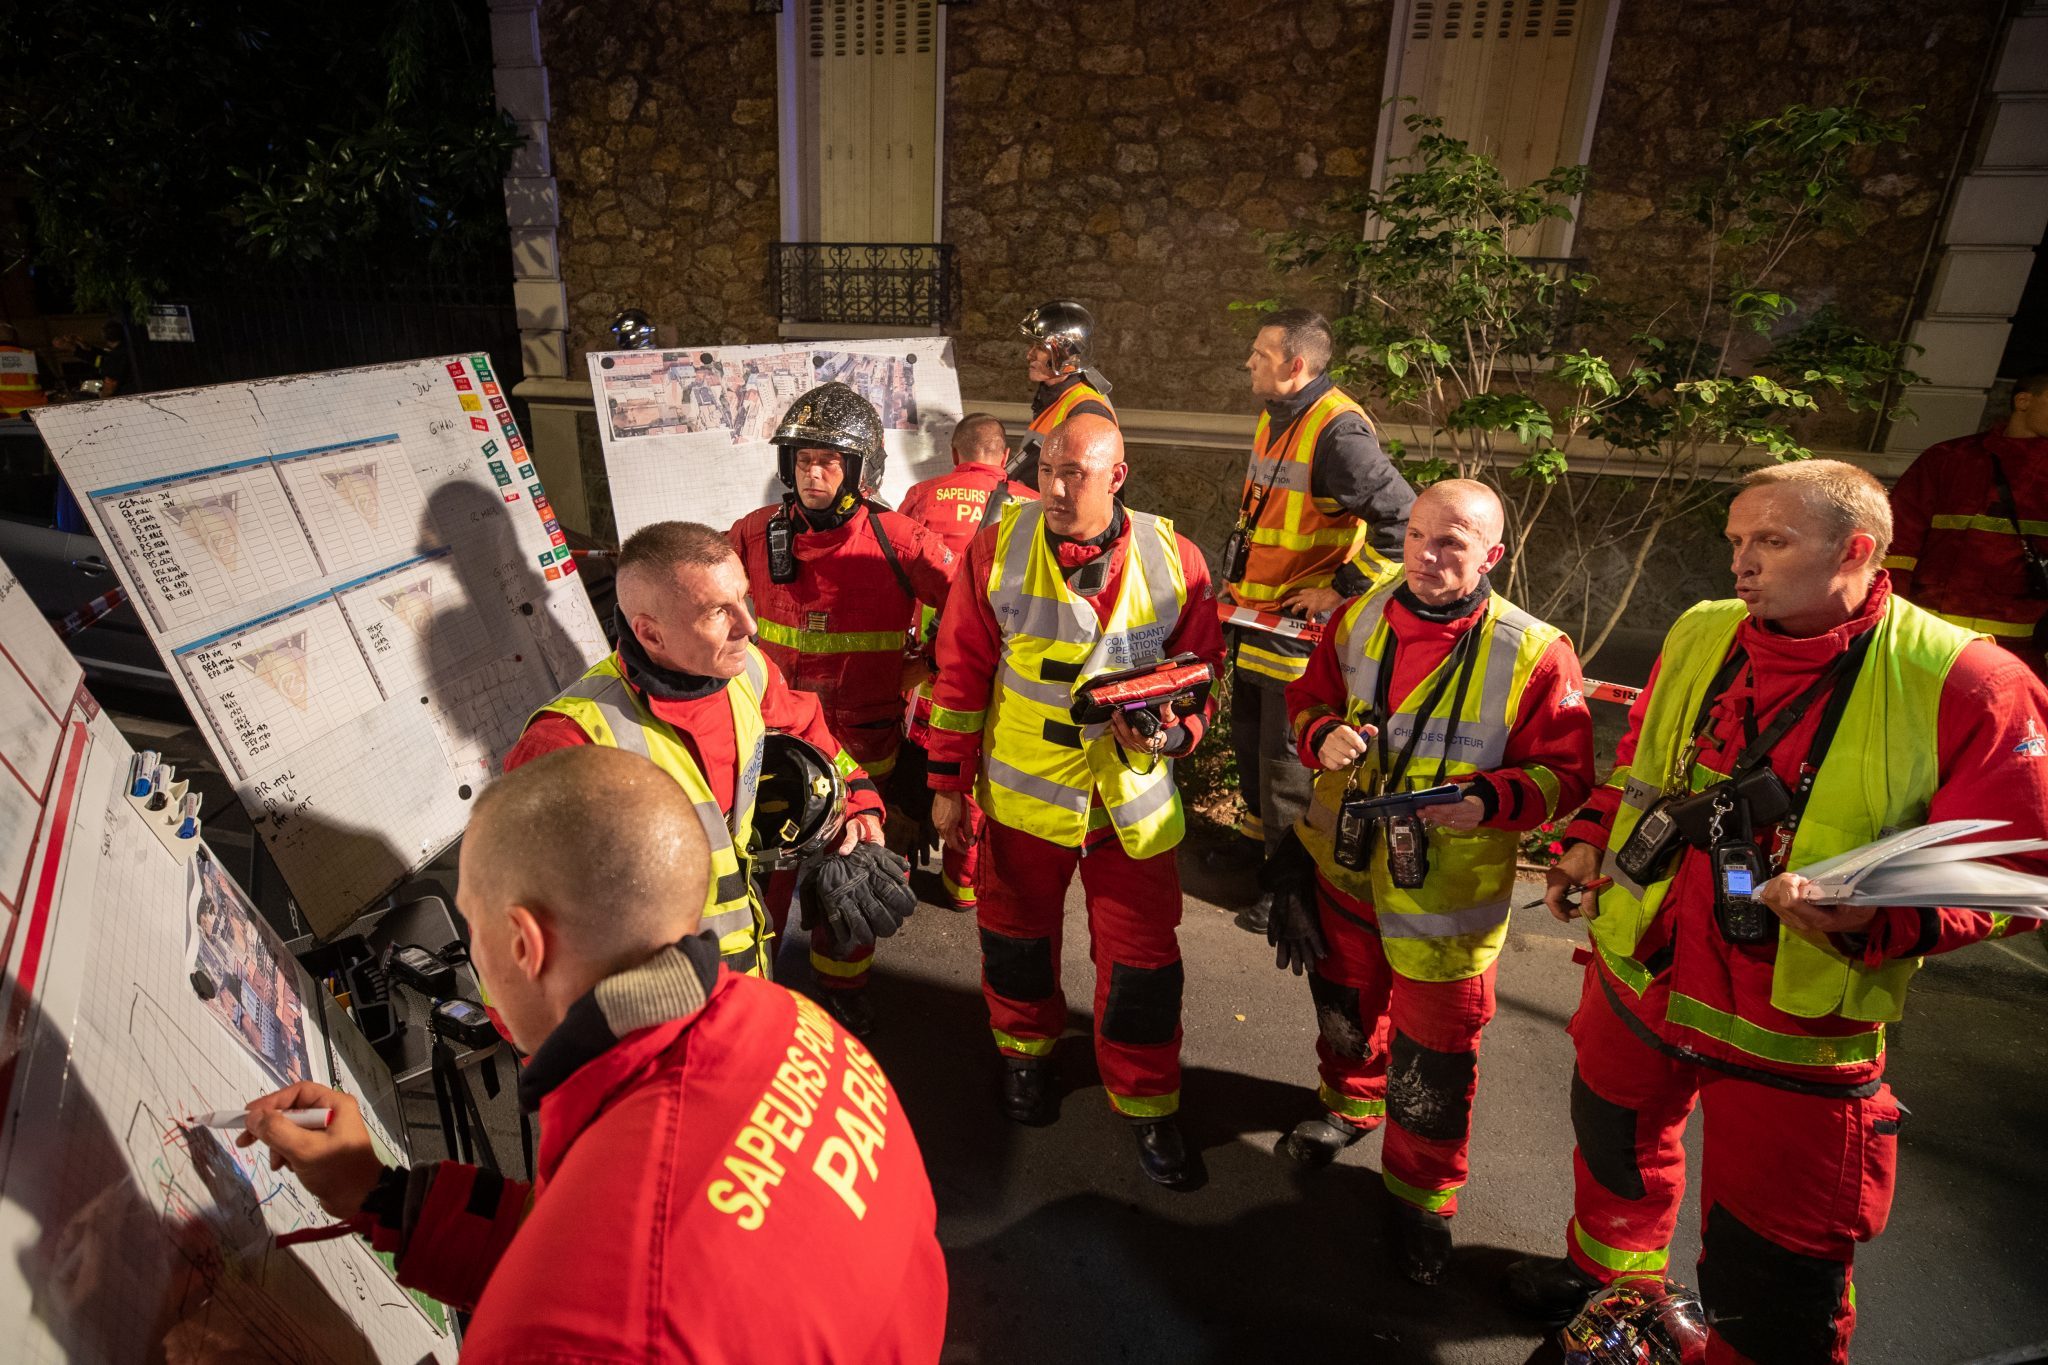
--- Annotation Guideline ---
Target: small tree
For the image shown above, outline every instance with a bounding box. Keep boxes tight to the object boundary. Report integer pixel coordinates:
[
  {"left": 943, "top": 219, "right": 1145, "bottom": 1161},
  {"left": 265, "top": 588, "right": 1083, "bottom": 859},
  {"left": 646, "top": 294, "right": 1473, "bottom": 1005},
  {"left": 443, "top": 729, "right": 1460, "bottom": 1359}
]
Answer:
[{"left": 1267, "top": 90, "right": 1924, "bottom": 662}]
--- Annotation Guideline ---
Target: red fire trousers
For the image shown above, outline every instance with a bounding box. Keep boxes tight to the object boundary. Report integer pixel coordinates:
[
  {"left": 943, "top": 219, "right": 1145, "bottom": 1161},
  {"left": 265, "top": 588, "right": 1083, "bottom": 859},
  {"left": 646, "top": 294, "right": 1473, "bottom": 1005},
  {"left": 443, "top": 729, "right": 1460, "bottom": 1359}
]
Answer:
[
  {"left": 763, "top": 866, "right": 873, "bottom": 994},
  {"left": 1308, "top": 877, "right": 1497, "bottom": 1217},
  {"left": 976, "top": 817, "right": 1185, "bottom": 1117},
  {"left": 1564, "top": 962, "right": 1904, "bottom": 1365}
]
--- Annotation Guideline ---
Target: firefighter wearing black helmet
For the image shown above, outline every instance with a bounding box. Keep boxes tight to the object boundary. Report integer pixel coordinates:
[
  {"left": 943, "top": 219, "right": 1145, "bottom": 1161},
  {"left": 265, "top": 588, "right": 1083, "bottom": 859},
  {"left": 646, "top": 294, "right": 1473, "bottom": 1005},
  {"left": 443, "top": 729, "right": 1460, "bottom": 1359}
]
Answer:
[
  {"left": 1017, "top": 300, "right": 1116, "bottom": 482},
  {"left": 729, "top": 381, "right": 959, "bottom": 1036}
]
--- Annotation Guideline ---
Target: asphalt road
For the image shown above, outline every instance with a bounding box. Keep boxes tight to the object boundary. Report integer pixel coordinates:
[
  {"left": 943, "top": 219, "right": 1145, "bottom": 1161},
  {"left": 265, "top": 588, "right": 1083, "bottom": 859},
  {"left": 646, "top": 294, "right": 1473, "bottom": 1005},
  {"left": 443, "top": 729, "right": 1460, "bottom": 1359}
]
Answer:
[{"left": 112, "top": 707, "right": 2048, "bottom": 1364}]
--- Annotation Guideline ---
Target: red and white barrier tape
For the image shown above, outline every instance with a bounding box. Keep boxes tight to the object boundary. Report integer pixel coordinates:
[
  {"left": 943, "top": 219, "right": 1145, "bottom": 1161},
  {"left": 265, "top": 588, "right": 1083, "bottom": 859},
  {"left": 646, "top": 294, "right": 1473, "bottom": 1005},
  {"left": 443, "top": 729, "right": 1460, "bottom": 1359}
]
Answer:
[
  {"left": 1219, "top": 601, "right": 1642, "bottom": 707},
  {"left": 57, "top": 586, "right": 127, "bottom": 640}
]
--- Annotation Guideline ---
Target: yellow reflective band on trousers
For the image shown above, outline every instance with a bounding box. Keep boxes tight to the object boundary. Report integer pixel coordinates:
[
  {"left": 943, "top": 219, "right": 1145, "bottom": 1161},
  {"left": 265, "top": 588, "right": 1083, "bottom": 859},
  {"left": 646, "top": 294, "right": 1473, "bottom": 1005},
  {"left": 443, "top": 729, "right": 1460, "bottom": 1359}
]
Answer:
[
  {"left": 755, "top": 615, "right": 907, "bottom": 654},
  {"left": 1230, "top": 387, "right": 1376, "bottom": 607},
  {"left": 1108, "top": 1089, "right": 1180, "bottom": 1118},
  {"left": 991, "top": 1028, "right": 1056, "bottom": 1057},
  {"left": 1572, "top": 1218, "right": 1669, "bottom": 1277},
  {"left": 1236, "top": 637, "right": 1313, "bottom": 684},
  {"left": 1383, "top": 1171, "right": 1458, "bottom": 1213},
  {"left": 1296, "top": 583, "right": 1565, "bottom": 982},
  {"left": 1589, "top": 596, "right": 1979, "bottom": 1026},
  {"left": 978, "top": 500, "right": 1191, "bottom": 857},
  {"left": 1663, "top": 992, "right": 1885, "bottom": 1068},
  {"left": 1318, "top": 1082, "right": 1385, "bottom": 1122},
  {"left": 532, "top": 648, "right": 772, "bottom": 978},
  {"left": 810, "top": 951, "right": 871, "bottom": 980}
]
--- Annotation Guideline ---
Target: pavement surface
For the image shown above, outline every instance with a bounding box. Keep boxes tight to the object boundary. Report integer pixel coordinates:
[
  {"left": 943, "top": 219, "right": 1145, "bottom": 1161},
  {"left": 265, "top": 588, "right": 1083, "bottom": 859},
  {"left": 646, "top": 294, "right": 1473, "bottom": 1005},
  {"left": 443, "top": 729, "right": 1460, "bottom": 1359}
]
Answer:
[{"left": 110, "top": 704, "right": 2048, "bottom": 1365}]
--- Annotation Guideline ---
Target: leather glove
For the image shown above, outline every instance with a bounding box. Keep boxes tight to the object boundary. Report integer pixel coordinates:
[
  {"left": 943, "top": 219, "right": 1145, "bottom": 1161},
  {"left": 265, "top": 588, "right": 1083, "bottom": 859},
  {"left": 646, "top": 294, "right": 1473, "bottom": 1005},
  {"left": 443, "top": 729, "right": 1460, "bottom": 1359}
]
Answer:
[
  {"left": 797, "top": 841, "right": 918, "bottom": 951},
  {"left": 1259, "top": 829, "right": 1327, "bottom": 976}
]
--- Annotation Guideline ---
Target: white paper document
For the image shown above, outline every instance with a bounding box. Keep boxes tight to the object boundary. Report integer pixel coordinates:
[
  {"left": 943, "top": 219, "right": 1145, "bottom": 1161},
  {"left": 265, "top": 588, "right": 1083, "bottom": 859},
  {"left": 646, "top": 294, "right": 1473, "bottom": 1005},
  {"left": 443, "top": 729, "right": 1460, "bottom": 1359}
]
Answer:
[{"left": 1797, "top": 819, "right": 2048, "bottom": 916}]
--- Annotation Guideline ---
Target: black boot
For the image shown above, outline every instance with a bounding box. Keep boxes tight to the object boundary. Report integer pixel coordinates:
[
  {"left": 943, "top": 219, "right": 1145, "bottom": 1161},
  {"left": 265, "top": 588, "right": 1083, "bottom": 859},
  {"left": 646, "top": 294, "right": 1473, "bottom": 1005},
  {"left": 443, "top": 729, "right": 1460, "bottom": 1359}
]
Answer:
[
  {"left": 1234, "top": 891, "right": 1273, "bottom": 935},
  {"left": 999, "top": 1061, "right": 1054, "bottom": 1126},
  {"left": 1504, "top": 1254, "right": 1602, "bottom": 1326},
  {"left": 1393, "top": 1202, "right": 1454, "bottom": 1286},
  {"left": 1202, "top": 836, "right": 1263, "bottom": 876},
  {"left": 1133, "top": 1116, "right": 1198, "bottom": 1188},
  {"left": 818, "top": 989, "right": 875, "bottom": 1039},
  {"left": 1280, "top": 1114, "right": 1367, "bottom": 1167}
]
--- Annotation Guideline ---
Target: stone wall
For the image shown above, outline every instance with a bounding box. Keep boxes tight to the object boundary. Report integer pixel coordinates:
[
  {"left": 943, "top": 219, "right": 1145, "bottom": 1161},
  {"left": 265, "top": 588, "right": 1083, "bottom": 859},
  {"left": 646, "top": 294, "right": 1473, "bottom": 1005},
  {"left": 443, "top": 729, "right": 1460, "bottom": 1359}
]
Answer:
[
  {"left": 940, "top": 0, "right": 1389, "bottom": 413},
  {"left": 1572, "top": 0, "right": 2008, "bottom": 450},
  {"left": 540, "top": 0, "right": 779, "bottom": 363}
]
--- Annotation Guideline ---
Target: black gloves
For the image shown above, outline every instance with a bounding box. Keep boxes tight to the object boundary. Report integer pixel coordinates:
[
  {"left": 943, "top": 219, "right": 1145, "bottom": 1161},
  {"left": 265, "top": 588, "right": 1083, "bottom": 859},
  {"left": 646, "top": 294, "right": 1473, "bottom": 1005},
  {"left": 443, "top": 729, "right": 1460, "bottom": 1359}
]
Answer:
[
  {"left": 1260, "top": 829, "right": 1327, "bottom": 976},
  {"left": 797, "top": 840, "right": 918, "bottom": 951}
]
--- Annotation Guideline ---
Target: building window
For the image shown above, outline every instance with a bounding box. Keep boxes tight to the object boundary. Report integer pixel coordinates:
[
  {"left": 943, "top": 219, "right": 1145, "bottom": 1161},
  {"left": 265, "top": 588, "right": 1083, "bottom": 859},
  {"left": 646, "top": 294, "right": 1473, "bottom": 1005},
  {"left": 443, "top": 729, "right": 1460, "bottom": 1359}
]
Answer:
[{"left": 1373, "top": 0, "right": 1620, "bottom": 258}]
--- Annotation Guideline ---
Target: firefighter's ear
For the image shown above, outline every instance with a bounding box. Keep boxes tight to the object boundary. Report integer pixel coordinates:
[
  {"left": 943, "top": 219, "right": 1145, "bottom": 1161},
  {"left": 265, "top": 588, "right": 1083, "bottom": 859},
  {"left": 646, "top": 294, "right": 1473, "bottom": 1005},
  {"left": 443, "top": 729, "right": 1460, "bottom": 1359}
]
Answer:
[
  {"left": 1108, "top": 462, "right": 1129, "bottom": 498},
  {"left": 505, "top": 903, "right": 549, "bottom": 985},
  {"left": 629, "top": 611, "right": 663, "bottom": 656}
]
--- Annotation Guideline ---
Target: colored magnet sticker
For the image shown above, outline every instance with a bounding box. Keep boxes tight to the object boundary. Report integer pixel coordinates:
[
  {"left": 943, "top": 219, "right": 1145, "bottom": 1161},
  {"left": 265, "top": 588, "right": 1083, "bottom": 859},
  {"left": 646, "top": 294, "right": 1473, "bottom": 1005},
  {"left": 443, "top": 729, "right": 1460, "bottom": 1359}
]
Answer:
[
  {"left": 545, "top": 566, "right": 561, "bottom": 581},
  {"left": 538, "top": 552, "right": 554, "bottom": 568},
  {"left": 481, "top": 439, "right": 500, "bottom": 457},
  {"left": 459, "top": 394, "right": 482, "bottom": 411},
  {"left": 470, "top": 417, "right": 491, "bottom": 432},
  {"left": 445, "top": 361, "right": 466, "bottom": 377},
  {"left": 561, "top": 557, "right": 577, "bottom": 576},
  {"left": 549, "top": 530, "right": 567, "bottom": 547},
  {"left": 483, "top": 381, "right": 501, "bottom": 396},
  {"left": 552, "top": 546, "right": 570, "bottom": 562},
  {"left": 454, "top": 376, "right": 473, "bottom": 391},
  {"left": 516, "top": 464, "right": 535, "bottom": 480}
]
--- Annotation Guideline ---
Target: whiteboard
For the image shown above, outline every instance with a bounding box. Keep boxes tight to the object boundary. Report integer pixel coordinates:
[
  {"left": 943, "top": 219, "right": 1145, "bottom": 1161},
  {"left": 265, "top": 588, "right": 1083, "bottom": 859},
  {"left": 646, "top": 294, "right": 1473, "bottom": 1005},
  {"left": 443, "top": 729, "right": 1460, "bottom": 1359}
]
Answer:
[
  {"left": 32, "top": 356, "right": 607, "bottom": 936},
  {"left": 0, "top": 551, "right": 454, "bottom": 1364},
  {"left": 589, "top": 336, "right": 964, "bottom": 539}
]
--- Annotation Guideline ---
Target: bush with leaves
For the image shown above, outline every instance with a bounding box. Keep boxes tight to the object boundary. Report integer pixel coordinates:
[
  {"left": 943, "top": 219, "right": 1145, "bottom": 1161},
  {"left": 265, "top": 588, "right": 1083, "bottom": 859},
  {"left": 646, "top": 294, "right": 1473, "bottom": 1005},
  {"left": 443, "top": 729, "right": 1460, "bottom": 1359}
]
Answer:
[{"left": 1265, "top": 89, "right": 1925, "bottom": 662}]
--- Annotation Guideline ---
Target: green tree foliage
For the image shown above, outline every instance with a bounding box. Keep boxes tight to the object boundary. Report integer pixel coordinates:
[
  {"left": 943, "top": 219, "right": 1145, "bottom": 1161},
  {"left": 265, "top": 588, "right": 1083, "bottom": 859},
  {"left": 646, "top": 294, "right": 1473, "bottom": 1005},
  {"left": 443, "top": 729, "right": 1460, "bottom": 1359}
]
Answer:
[
  {"left": 1266, "top": 90, "right": 1924, "bottom": 661},
  {"left": 0, "top": 0, "right": 522, "bottom": 314}
]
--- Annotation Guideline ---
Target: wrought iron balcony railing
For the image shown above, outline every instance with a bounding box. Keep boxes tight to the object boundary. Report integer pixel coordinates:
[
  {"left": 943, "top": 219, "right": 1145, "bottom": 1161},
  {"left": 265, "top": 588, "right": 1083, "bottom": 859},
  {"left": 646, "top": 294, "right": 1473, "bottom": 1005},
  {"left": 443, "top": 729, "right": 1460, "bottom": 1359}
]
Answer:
[{"left": 769, "top": 242, "right": 955, "bottom": 329}]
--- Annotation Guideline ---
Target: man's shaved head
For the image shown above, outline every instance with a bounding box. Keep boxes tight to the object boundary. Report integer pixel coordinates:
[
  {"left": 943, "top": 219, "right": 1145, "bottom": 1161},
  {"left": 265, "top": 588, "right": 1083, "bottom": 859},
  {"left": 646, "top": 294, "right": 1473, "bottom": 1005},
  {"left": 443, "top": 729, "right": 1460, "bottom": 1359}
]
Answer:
[
  {"left": 1039, "top": 413, "right": 1127, "bottom": 539},
  {"left": 463, "top": 747, "right": 710, "bottom": 975},
  {"left": 951, "top": 413, "right": 1008, "bottom": 465},
  {"left": 1413, "top": 479, "right": 1505, "bottom": 543}
]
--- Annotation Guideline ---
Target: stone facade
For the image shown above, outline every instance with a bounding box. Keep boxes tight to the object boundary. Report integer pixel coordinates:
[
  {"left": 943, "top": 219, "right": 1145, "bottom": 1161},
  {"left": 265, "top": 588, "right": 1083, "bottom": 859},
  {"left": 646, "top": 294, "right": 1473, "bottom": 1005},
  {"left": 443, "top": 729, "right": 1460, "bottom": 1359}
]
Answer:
[
  {"left": 540, "top": 0, "right": 781, "bottom": 363},
  {"left": 940, "top": 0, "right": 1387, "bottom": 412}
]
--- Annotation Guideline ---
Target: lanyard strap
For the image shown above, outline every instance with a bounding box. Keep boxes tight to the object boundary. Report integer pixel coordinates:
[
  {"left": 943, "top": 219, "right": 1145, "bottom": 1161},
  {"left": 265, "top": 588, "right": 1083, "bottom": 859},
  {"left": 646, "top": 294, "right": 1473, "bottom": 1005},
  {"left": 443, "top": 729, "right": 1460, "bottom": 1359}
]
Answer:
[
  {"left": 1370, "top": 618, "right": 1484, "bottom": 793},
  {"left": 1238, "top": 400, "right": 1318, "bottom": 524},
  {"left": 1776, "top": 626, "right": 1876, "bottom": 846},
  {"left": 1985, "top": 448, "right": 2048, "bottom": 579}
]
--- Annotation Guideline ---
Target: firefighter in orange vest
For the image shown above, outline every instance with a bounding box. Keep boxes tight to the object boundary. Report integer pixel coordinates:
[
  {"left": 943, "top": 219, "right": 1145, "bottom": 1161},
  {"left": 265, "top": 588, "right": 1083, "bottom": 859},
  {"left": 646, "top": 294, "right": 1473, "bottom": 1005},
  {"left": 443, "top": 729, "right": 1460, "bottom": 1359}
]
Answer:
[
  {"left": 730, "top": 382, "right": 958, "bottom": 1035},
  {"left": 896, "top": 413, "right": 1039, "bottom": 908},
  {"left": 0, "top": 323, "right": 50, "bottom": 419},
  {"left": 1017, "top": 301, "right": 1115, "bottom": 480},
  {"left": 1887, "top": 367, "right": 2048, "bottom": 681},
  {"left": 1220, "top": 309, "right": 1413, "bottom": 928}
]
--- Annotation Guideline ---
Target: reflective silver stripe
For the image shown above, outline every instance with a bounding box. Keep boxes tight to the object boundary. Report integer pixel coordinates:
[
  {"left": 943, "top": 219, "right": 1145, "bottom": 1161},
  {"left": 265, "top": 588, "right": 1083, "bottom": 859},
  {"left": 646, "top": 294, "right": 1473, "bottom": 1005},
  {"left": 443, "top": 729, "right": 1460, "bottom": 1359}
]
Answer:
[
  {"left": 1245, "top": 455, "right": 1311, "bottom": 494},
  {"left": 742, "top": 648, "right": 767, "bottom": 694},
  {"left": 985, "top": 754, "right": 1091, "bottom": 813},
  {"left": 1304, "top": 797, "right": 1339, "bottom": 835},
  {"left": 1336, "top": 587, "right": 1397, "bottom": 700},
  {"left": 702, "top": 900, "right": 756, "bottom": 942},
  {"left": 1377, "top": 899, "right": 1512, "bottom": 939},
  {"left": 999, "top": 659, "right": 1078, "bottom": 709},
  {"left": 1002, "top": 591, "right": 1095, "bottom": 647},
  {"left": 1604, "top": 775, "right": 1669, "bottom": 898},
  {"left": 989, "top": 500, "right": 1044, "bottom": 626},
  {"left": 1379, "top": 714, "right": 1512, "bottom": 770},
  {"left": 734, "top": 734, "right": 764, "bottom": 827},
  {"left": 1108, "top": 768, "right": 1178, "bottom": 827},
  {"left": 571, "top": 673, "right": 747, "bottom": 864},
  {"left": 1127, "top": 510, "right": 1184, "bottom": 643}
]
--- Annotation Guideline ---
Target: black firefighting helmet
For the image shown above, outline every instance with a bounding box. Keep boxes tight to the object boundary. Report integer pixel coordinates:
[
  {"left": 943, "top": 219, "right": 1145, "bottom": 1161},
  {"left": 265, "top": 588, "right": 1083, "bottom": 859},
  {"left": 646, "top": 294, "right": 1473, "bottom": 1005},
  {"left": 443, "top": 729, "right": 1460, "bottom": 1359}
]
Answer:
[
  {"left": 750, "top": 732, "right": 848, "bottom": 860},
  {"left": 608, "top": 308, "right": 658, "bottom": 350},
  {"left": 1020, "top": 300, "right": 1095, "bottom": 372},
  {"left": 771, "top": 381, "right": 886, "bottom": 501},
  {"left": 1559, "top": 1281, "right": 1708, "bottom": 1365}
]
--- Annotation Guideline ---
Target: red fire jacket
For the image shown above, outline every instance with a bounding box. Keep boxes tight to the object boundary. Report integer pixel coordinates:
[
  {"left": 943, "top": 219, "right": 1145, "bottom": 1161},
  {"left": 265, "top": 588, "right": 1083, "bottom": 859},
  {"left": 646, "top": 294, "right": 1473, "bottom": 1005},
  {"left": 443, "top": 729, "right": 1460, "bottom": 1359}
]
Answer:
[
  {"left": 1889, "top": 423, "right": 2048, "bottom": 654},
  {"left": 730, "top": 501, "right": 957, "bottom": 751},
  {"left": 506, "top": 642, "right": 885, "bottom": 824},
  {"left": 898, "top": 460, "right": 1039, "bottom": 561},
  {"left": 1564, "top": 575, "right": 2048, "bottom": 1085},
  {"left": 926, "top": 505, "right": 1226, "bottom": 793},
  {"left": 1285, "top": 587, "right": 1595, "bottom": 832},
  {"left": 361, "top": 938, "right": 947, "bottom": 1363}
]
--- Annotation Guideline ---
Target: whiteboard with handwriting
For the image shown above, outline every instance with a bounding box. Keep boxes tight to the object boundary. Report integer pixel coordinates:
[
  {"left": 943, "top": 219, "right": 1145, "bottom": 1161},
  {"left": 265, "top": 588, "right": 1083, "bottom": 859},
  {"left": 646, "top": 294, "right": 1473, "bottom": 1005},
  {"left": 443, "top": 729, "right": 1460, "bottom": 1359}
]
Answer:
[{"left": 32, "top": 356, "right": 606, "bottom": 936}]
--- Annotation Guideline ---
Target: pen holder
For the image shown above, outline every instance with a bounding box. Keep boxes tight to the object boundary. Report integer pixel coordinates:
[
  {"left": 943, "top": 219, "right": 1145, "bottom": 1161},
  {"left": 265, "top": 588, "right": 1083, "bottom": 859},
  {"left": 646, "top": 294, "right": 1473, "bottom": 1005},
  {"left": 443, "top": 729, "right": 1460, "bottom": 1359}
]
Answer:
[{"left": 124, "top": 751, "right": 203, "bottom": 859}]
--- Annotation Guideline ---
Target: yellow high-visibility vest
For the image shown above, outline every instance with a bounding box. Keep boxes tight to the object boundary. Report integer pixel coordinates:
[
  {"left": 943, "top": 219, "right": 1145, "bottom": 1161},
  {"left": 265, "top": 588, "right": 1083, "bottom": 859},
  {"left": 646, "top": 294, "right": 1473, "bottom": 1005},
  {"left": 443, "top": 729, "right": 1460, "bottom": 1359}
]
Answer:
[
  {"left": 1590, "top": 595, "right": 1977, "bottom": 1061},
  {"left": 531, "top": 648, "right": 771, "bottom": 976},
  {"left": 1298, "top": 583, "right": 1565, "bottom": 981},
  {"left": 975, "top": 500, "right": 1189, "bottom": 857}
]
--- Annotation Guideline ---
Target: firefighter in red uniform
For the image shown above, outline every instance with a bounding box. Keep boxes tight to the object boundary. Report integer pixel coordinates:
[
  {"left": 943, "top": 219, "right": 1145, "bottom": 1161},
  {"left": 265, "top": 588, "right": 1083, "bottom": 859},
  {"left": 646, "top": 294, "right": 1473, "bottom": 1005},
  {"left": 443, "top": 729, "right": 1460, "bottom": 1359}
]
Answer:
[
  {"left": 1017, "top": 301, "right": 1115, "bottom": 479},
  {"left": 505, "top": 521, "right": 894, "bottom": 981},
  {"left": 240, "top": 746, "right": 947, "bottom": 1364},
  {"left": 1887, "top": 367, "right": 2048, "bottom": 681},
  {"left": 1268, "top": 479, "right": 1593, "bottom": 1284},
  {"left": 1508, "top": 460, "right": 2048, "bottom": 1364},
  {"left": 925, "top": 414, "right": 1226, "bottom": 1187},
  {"left": 730, "top": 383, "right": 957, "bottom": 1034},
  {"left": 896, "top": 412, "right": 1039, "bottom": 908}
]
